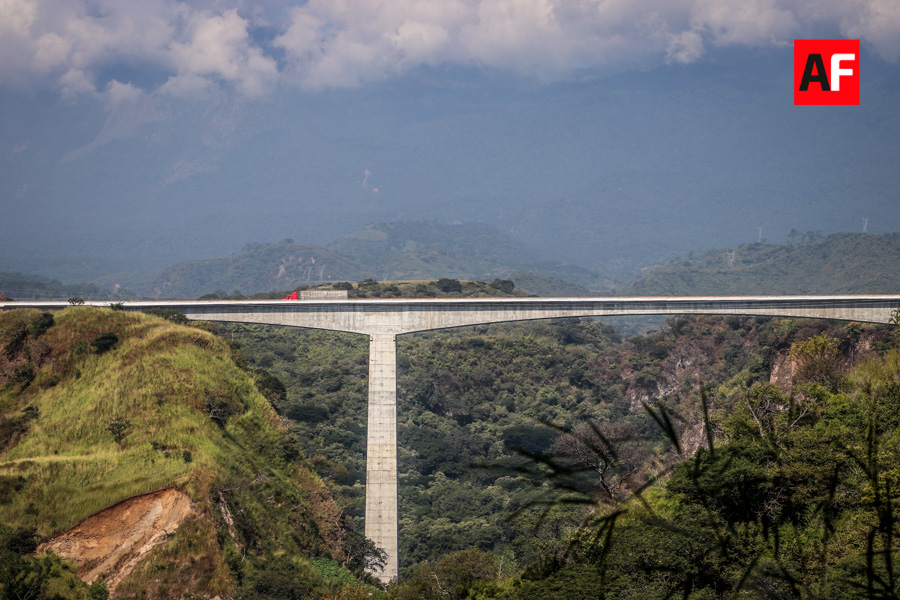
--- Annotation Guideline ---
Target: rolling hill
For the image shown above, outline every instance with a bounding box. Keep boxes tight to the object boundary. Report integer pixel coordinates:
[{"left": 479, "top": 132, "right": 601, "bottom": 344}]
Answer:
[{"left": 0, "top": 307, "right": 373, "bottom": 599}]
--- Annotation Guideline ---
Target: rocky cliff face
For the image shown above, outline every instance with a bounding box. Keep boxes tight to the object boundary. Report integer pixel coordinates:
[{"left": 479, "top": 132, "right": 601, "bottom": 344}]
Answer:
[
  {"left": 41, "top": 489, "right": 196, "bottom": 593},
  {"left": 618, "top": 316, "right": 895, "bottom": 449}
]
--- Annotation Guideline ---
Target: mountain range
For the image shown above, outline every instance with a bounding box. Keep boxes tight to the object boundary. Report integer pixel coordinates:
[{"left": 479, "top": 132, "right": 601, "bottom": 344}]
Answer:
[
  {"left": 126, "top": 226, "right": 900, "bottom": 300},
  {"left": 100, "top": 221, "right": 600, "bottom": 299},
  {"left": 617, "top": 232, "right": 900, "bottom": 295},
  {"left": 3, "top": 223, "right": 898, "bottom": 301}
]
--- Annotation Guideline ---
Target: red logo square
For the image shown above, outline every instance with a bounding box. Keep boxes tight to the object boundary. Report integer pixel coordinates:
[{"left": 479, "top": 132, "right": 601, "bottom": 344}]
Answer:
[{"left": 794, "top": 39, "right": 859, "bottom": 105}]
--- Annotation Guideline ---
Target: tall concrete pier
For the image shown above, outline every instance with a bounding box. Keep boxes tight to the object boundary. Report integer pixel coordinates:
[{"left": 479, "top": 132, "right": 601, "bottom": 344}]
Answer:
[
  {"left": 365, "top": 334, "right": 399, "bottom": 581},
  {"left": 4, "top": 295, "right": 899, "bottom": 582}
]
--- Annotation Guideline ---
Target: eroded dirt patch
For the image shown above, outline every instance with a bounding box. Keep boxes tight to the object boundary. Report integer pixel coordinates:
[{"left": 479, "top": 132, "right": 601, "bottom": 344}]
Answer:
[{"left": 40, "top": 488, "right": 194, "bottom": 592}]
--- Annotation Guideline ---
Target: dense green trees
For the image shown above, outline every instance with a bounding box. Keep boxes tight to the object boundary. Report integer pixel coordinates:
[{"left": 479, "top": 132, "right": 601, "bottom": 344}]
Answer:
[
  {"left": 225, "top": 310, "right": 900, "bottom": 597},
  {"left": 484, "top": 334, "right": 900, "bottom": 599},
  {"left": 0, "top": 523, "right": 109, "bottom": 600}
]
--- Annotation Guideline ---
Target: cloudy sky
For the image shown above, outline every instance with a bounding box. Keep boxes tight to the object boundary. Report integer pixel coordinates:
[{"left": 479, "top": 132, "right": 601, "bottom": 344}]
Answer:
[
  {"left": 3, "top": 0, "right": 899, "bottom": 97},
  {"left": 2, "top": 0, "right": 899, "bottom": 284}
]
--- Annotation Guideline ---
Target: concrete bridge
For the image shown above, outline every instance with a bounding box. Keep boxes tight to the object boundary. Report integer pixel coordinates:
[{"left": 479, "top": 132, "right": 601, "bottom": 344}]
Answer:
[{"left": 4, "top": 295, "right": 900, "bottom": 582}]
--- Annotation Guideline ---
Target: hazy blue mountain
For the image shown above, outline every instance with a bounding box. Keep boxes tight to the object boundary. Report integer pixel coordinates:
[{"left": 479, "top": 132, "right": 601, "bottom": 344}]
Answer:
[
  {"left": 508, "top": 271, "right": 594, "bottom": 297},
  {"left": 143, "top": 242, "right": 365, "bottom": 300},
  {"left": 617, "top": 232, "right": 900, "bottom": 295},
  {"left": 0, "top": 271, "right": 136, "bottom": 300},
  {"left": 8, "top": 228, "right": 900, "bottom": 301},
  {"left": 140, "top": 222, "right": 603, "bottom": 299},
  {"left": 326, "top": 222, "right": 600, "bottom": 286}
]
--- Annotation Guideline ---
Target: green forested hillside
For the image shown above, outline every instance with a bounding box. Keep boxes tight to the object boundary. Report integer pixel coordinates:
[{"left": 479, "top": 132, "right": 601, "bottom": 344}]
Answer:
[
  {"left": 226, "top": 294, "right": 900, "bottom": 598},
  {"left": 0, "top": 308, "right": 375, "bottom": 599},
  {"left": 618, "top": 232, "right": 900, "bottom": 295},
  {"left": 498, "top": 330, "right": 900, "bottom": 600}
]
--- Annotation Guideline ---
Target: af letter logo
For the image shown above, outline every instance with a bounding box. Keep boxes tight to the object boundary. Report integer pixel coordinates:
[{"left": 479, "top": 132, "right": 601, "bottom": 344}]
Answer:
[{"left": 794, "top": 40, "right": 859, "bottom": 105}]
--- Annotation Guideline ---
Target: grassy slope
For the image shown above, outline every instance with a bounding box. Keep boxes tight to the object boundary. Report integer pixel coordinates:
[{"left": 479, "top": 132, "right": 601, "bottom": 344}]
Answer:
[{"left": 0, "top": 307, "right": 349, "bottom": 598}]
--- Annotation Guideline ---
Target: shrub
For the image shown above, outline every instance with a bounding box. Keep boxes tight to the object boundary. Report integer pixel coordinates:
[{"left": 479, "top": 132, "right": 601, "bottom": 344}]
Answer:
[
  {"left": 4, "top": 527, "right": 38, "bottom": 554},
  {"left": 490, "top": 278, "right": 515, "bottom": 294},
  {"left": 634, "top": 368, "right": 658, "bottom": 388},
  {"left": 789, "top": 332, "right": 840, "bottom": 388},
  {"left": 204, "top": 389, "right": 241, "bottom": 425},
  {"left": 91, "top": 332, "right": 119, "bottom": 354},
  {"left": 2, "top": 321, "right": 28, "bottom": 360},
  {"left": 0, "top": 475, "right": 26, "bottom": 504},
  {"left": 29, "top": 312, "right": 54, "bottom": 336},
  {"left": 89, "top": 582, "right": 110, "bottom": 600},
  {"left": 107, "top": 417, "right": 130, "bottom": 444},
  {"left": 255, "top": 370, "right": 288, "bottom": 409},
  {"left": 144, "top": 308, "right": 188, "bottom": 325},
  {"left": 10, "top": 362, "right": 35, "bottom": 385},
  {"left": 436, "top": 278, "right": 463, "bottom": 293},
  {"left": 287, "top": 403, "right": 329, "bottom": 423},
  {"left": 247, "top": 556, "right": 318, "bottom": 599}
]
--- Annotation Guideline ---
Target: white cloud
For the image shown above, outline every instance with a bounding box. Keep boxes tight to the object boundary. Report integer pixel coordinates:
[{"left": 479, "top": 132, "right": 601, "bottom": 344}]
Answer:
[
  {"left": 459, "top": 0, "right": 569, "bottom": 74},
  {"left": 168, "top": 8, "right": 278, "bottom": 97},
  {"left": 844, "top": 0, "right": 900, "bottom": 61},
  {"left": 691, "top": 0, "right": 798, "bottom": 47},
  {"left": 0, "top": 1, "right": 274, "bottom": 97},
  {"left": 273, "top": 1, "right": 470, "bottom": 88},
  {"left": 276, "top": 0, "right": 900, "bottom": 88},
  {"left": 59, "top": 68, "right": 98, "bottom": 100},
  {"left": 0, "top": 0, "right": 898, "bottom": 96},
  {"left": 390, "top": 20, "right": 452, "bottom": 65},
  {"left": 33, "top": 32, "right": 72, "bottom": 71},
  {"left": 105, "top": 80, "right": 143, "bottom": 107},
  {"left": 666, "top": 30, "right": 705, "bottom": 64},
  {"left": 159, "top": 71, "right": 216, "bottom": 97}
]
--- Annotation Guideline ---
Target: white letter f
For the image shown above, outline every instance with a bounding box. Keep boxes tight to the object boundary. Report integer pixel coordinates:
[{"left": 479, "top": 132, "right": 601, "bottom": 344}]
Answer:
[{"left": 830, "top": 54, "right": 855, "bottom": 91}]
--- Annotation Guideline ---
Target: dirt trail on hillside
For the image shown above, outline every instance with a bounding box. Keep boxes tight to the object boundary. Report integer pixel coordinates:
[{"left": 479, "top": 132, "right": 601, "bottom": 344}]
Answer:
[
  {"left": 0, "top": 452, "right": 116, "bottom": 467},
  {"left": 40, "top": 488, "right": 194, "bottom": 592}
]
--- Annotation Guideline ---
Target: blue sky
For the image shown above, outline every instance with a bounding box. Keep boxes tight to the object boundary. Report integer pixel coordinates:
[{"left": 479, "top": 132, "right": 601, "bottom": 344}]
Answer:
[{"left": 1, "top": 0, "right": 899, "bottom": 283}]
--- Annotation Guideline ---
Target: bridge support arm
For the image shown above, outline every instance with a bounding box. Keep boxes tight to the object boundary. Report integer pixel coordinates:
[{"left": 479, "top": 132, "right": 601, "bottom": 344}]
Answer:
[{"left": 365, "top": 333, "right": 399, "bottom": 582}]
